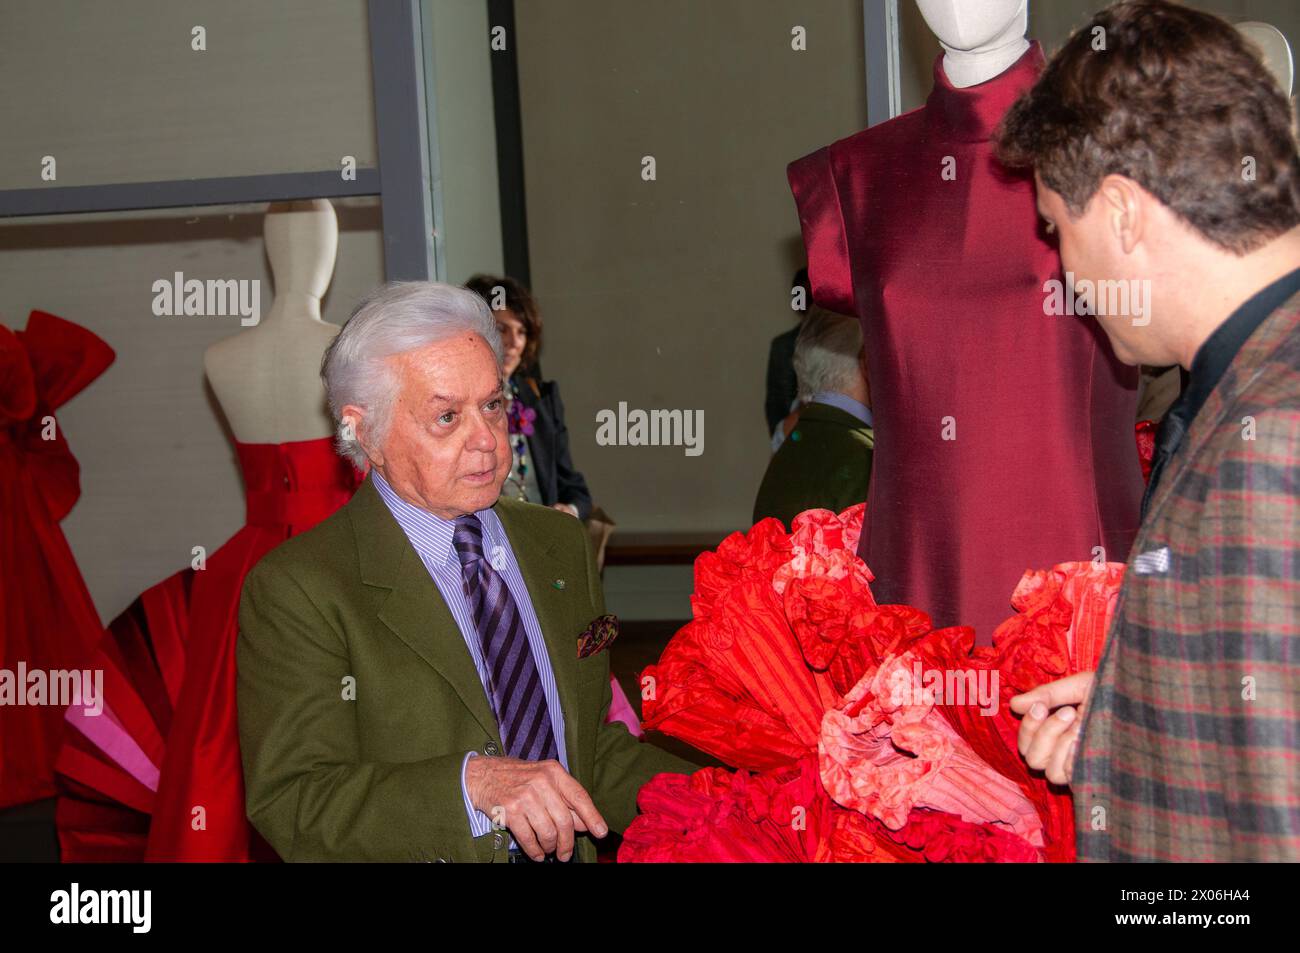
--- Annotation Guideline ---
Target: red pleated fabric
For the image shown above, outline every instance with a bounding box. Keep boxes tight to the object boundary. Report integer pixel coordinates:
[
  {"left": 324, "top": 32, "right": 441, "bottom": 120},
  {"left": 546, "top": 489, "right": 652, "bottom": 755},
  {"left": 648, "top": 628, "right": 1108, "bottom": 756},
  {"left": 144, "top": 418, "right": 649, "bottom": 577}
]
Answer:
[
  {"left": 627, "top": 505, "right": 1125, "bottom": 862},
  {"left": 0, "top": 311, "right": 114, "bottom": 810}
]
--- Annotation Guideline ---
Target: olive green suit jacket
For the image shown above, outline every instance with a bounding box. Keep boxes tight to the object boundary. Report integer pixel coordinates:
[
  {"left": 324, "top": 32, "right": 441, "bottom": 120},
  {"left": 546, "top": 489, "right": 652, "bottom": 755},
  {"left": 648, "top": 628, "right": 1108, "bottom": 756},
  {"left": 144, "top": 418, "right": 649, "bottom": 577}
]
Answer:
[
  {"left": 752, "top": 401, "right": 874, "bottom": 529},
  {"left": 236, "top": 474, "right": 695, "bottom": 862}
]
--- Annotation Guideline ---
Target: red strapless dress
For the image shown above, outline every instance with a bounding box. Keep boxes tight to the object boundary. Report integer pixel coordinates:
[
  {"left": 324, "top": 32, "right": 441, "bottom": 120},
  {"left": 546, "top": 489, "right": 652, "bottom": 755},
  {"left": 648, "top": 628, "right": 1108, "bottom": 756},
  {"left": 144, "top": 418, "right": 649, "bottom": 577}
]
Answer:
[
  {"left": 56, "top": 438, "right": 363, "bottom": 861},
  {"left": 0, "top": 311, "right": 114, "bottom": 810}
]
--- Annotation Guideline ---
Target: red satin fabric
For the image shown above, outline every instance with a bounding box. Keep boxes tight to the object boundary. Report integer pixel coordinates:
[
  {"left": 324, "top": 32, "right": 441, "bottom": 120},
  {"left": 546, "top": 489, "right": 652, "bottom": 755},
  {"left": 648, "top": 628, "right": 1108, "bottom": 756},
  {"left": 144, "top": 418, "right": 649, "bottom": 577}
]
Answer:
[
  {"left": 787, "top": 43, "right": 1142, "bottom": 642},
  {"left": 0, "top": 311, "right": 113, "bottom": 810},
  {"left": 144, "top": 439, "right": 363, "bottom": 861},
  {"left": 56, "top": 569, "right": 194, "bottom": 861},
  {"left": 55, "top": 438, "right": 362, "bottom": 862}
]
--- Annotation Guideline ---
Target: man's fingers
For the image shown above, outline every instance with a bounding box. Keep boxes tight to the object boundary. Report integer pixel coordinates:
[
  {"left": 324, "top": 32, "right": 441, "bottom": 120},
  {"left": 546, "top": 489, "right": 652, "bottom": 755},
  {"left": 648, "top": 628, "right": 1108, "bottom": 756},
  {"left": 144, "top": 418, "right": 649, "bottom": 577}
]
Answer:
[
  {"left": 1017, "top": 700, "right": 1048, "bottom": 757},
  {"left": 558, "top": 774, "right": 608, "bottom": 838},
  {"left": 509, "top": 813, "right": 546, "bottom": 863},
  {"left": 1044, "top": 722, "right": 1081, "bottom": 786},
  {"left": 541, "top": 795, "right": 577, "bottom": 862},
  {"left": 521, "top": 798, "right": 559, "bottom": 859},
  {"left": 1024, "top": 704, "right": 1078, "bottom": 772},
  {"left": 1010, "top": 671, "right": 1094, "bottom": 714}
]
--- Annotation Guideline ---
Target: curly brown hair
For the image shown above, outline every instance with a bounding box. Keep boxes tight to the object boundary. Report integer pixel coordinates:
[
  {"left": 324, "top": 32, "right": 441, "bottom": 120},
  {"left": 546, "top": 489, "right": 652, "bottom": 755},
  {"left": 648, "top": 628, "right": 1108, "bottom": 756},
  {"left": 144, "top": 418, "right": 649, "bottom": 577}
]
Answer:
[
  {"left": 996, "top": 0, "right": 1300, "bottom": 255},
  {"left": 464, "top": 273, "right": 543, "bottom": 371}
]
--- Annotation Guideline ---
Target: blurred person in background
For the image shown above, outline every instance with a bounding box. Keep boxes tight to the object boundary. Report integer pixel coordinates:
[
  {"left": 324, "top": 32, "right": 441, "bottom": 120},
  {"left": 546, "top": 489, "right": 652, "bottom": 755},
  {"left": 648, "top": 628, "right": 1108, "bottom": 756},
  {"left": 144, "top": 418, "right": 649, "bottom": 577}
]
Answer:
[
  {"left": 753, "top": 307, "right": 873, "bottom": 528},
  {"left": 765, "top": 267, "right": 811, "bottom": 446}
]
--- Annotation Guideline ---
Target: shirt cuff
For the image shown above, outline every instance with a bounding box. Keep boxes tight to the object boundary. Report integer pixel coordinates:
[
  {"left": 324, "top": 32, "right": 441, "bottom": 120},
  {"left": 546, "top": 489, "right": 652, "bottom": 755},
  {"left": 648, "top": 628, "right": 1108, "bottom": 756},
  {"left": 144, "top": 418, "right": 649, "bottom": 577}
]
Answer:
[{"left": 461, "top": 751, "right": 497, "bottom": 837}]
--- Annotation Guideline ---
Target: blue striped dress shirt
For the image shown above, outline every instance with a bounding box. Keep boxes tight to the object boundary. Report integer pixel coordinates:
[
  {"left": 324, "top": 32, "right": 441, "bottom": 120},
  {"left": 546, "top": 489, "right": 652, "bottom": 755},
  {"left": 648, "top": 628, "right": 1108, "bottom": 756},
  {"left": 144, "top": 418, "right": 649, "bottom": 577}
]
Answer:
[{"left": 371, "top": 470, "right": 568, "bottom": 837}]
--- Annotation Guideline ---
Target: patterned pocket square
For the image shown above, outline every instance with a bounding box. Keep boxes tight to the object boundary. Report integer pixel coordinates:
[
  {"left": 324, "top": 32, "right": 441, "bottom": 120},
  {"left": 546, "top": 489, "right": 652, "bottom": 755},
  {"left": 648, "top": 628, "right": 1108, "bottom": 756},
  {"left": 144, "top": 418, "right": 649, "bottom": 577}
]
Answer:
[{"left": 577, "top": 614, "right": 620, "bottom": 659}]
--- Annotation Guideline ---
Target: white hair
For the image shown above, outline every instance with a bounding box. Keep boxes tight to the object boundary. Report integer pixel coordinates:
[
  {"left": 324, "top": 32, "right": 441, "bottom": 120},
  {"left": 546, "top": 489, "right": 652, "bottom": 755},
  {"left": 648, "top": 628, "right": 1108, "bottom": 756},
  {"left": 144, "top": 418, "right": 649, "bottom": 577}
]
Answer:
[
  {"left": 321, "top": 281, "right": 504, "bottom": 468},
  {"left": 793, "top": 307, "right": 864, "bottom": 400}
]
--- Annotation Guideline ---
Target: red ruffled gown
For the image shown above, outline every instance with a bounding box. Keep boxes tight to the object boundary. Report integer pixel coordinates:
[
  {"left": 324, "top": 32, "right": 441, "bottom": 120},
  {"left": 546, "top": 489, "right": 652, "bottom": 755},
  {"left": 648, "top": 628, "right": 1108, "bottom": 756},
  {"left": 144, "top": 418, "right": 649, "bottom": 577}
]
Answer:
[
  {"left": 0, "top": 311, "right": 114, "bottom": 810},
  {"left": 56, "top": 438, "right": 363, "bottom": 861},
  {"left": 787, "top": 43, "right": 1142, "bottom": 641}
]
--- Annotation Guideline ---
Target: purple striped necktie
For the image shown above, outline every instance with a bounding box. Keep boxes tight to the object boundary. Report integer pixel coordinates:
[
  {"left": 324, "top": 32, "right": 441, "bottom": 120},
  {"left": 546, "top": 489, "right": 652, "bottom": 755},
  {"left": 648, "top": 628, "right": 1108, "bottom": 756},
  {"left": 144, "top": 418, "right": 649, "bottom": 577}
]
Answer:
[{"left": 452, "top": 514, "right": 559, "bottom": 762}]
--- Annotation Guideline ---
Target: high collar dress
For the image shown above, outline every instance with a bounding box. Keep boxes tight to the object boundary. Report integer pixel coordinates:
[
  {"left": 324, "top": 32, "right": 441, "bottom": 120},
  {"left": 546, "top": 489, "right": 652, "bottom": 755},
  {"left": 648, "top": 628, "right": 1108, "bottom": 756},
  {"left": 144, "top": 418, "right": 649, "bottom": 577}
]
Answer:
[{"left": 787, "top": 43, "right": 1142, "bottom": 641}]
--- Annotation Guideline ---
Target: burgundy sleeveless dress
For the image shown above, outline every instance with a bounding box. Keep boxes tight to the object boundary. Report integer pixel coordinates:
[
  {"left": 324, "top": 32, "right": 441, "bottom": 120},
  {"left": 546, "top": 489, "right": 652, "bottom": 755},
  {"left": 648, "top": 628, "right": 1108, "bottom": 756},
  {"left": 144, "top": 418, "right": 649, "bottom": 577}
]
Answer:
[{"left": 787, "top": 43, "right": 1142, "bottom": 641}]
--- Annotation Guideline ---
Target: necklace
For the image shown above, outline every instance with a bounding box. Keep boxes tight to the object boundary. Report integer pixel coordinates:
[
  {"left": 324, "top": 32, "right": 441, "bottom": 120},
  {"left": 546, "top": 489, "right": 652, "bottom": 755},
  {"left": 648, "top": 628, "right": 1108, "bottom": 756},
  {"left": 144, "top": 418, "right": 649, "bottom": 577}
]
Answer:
[{"left": 505, "top": 379, "right": 536, "bottom": 503}]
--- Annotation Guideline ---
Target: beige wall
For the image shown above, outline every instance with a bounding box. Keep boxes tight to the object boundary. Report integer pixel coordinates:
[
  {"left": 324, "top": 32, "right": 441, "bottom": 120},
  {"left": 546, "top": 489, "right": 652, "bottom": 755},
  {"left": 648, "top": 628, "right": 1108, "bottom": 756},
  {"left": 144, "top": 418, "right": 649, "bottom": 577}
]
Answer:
[
  {"left": 0, "top": 0, "right": 386, "bottom": 624},
  {"left": 515, "top": 0, "right": 867, "bottom": 541},
  {"left": 428, "top": 0, "right": 505, "bottom": 282},
  {"left": 0, "top": 0, "right": 376, "bottom": 188}
]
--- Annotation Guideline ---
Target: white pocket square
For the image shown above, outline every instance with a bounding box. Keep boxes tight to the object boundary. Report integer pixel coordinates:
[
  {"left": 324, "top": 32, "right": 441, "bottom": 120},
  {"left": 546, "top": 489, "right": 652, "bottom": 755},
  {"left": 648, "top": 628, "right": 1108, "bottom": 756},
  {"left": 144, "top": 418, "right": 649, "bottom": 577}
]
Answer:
[{"left": 1132, "top": 546, "right": 1171, "bottom": 575}]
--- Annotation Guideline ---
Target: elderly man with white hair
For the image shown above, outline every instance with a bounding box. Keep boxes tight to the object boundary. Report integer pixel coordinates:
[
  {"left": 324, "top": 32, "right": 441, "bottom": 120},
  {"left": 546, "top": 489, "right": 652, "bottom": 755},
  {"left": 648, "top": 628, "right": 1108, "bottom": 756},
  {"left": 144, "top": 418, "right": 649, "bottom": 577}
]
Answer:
[
  {"left": 236, "top": 281, "right": 694, "bottom": 862},
  {"left": 753, "top": 307, "right": 874, "bottom": 529}
]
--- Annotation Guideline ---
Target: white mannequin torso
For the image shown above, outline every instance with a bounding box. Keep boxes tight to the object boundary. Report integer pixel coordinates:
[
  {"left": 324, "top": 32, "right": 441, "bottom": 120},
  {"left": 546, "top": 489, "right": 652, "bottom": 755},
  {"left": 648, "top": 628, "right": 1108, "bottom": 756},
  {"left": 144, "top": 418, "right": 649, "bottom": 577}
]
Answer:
[{"left": 203, "top": 199, "right": 340, "bottom": 444}]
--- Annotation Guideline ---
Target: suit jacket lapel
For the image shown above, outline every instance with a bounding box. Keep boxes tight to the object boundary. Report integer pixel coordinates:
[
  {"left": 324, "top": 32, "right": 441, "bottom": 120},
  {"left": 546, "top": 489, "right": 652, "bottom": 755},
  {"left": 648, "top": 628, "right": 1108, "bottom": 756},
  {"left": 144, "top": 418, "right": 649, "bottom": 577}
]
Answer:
[
  {"left": 348, "top": 475, "right": 502, "bottom": 745},
  {"left": 492, "top": 497, "right": 582, "bottom": 771}
]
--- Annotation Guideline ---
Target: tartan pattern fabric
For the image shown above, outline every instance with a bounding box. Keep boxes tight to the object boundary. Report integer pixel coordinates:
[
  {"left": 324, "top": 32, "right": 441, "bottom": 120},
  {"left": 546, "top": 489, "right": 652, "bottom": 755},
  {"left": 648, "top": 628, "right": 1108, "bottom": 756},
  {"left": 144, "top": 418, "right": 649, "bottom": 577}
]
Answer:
[{"left": 1074, "top": 289, "right": 1300, "bottom": 861}]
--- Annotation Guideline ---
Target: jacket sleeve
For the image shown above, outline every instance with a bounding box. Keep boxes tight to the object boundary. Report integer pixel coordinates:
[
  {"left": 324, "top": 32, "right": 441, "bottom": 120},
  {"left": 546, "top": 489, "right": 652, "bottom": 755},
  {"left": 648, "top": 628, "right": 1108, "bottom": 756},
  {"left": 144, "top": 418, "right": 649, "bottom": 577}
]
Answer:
[
  {"left": 1198, "top": 407, "right": 1300, "bottom": 859},
  {"left": 236, "top": 556, "right": 498, "bottom": 862},
  {"left": 574, "top": 520, "right": 699, "bottom": 834},
  {"left": 545, "top": 380, "right": 594, "bottom": 521}
]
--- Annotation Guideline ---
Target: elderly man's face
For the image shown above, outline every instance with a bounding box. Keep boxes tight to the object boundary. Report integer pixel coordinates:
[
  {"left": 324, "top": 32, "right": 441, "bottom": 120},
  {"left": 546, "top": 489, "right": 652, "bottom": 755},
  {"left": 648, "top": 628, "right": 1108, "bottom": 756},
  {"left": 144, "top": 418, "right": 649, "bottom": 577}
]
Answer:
[{"left": 373, "top": 332, "right": 511, "bottom": 519}]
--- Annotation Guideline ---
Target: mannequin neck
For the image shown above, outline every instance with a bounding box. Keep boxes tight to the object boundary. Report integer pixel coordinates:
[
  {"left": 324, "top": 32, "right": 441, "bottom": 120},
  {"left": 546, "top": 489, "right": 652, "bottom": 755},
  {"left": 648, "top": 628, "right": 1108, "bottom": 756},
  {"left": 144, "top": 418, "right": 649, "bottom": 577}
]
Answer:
[
  {"left": 939, "top": 31, "right": 1029, "bottom": 88},
  {"left": 263, "top": 289, "right": 324, "bottom": 327}
]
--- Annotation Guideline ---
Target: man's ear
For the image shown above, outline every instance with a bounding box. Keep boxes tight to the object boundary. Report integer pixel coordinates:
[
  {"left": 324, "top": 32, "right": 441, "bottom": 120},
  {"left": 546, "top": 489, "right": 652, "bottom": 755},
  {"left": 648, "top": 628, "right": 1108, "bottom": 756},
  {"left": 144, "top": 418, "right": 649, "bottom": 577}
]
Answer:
[
  {"left": 341, "top": 406, "right": 381, "bottom": 467},
  {"left": 1097, "top": 174, "right": 1145, "bottom": 255}
]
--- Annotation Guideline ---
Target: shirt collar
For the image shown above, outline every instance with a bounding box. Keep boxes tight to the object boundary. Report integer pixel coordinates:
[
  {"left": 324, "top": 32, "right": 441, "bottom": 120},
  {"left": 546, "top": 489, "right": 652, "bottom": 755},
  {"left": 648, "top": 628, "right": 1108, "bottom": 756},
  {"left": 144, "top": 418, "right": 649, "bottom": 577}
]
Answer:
[
  {"left": 1142, "top": 266, "right": 1300, "bottom": 515},
  {"left": 807, "top": 390, "right": 874, "bottom": 428},
  {"left": 1178, "top": 266, "right": 1300, "bottom": 431},
  {"left": 371, "top": 469, "right": 500, "bottom": 565}
]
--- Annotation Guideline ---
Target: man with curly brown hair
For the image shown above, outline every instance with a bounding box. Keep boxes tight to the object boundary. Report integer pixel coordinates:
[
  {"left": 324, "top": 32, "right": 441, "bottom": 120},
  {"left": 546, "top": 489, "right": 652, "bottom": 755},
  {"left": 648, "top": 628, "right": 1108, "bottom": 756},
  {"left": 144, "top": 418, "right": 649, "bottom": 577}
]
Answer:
[{"left": 1000, "top": 0, "right": 1300, "bottom": 861}]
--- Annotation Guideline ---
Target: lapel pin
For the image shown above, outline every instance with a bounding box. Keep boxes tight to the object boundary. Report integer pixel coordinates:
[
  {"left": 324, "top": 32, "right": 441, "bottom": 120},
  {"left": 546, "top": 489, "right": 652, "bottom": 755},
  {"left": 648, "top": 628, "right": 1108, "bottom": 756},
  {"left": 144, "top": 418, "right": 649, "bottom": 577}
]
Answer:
[{"left": 553, "top": 578, "right": 566, "bottom": 590}]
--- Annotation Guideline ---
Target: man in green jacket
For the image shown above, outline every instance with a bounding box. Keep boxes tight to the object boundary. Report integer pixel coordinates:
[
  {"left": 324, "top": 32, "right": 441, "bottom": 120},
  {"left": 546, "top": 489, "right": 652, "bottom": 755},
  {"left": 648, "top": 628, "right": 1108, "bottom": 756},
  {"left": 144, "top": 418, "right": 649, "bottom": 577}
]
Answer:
[
  {"left": 753, "top": 307, "right": 874, "bottom": 528},
  {"left": 236, "top": 281, "right": 695, "bottom": 863}
]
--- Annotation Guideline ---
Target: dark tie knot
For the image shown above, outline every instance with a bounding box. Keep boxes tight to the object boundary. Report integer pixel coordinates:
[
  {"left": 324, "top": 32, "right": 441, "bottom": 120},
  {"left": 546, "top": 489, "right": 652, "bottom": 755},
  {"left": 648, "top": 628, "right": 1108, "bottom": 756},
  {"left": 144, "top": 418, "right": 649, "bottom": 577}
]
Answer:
[{"left": 452, "top": 514, "right": 486, "bottom": 565}]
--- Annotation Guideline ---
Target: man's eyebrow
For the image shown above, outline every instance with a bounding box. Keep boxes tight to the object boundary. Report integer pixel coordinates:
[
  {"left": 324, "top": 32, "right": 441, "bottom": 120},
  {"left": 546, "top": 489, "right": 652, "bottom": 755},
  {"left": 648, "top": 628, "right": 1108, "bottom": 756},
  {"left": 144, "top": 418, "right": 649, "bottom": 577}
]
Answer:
[{"left": 430, "top": 386, "right": 504, "bottom": 406}]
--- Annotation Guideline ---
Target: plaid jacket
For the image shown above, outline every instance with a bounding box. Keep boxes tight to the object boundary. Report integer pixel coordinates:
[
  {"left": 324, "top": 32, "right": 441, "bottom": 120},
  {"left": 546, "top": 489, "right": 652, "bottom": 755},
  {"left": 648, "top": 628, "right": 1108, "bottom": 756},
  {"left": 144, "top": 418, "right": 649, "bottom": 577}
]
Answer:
[{"left": 1074, "top": 288, "right": 1300, "bottom": 862}]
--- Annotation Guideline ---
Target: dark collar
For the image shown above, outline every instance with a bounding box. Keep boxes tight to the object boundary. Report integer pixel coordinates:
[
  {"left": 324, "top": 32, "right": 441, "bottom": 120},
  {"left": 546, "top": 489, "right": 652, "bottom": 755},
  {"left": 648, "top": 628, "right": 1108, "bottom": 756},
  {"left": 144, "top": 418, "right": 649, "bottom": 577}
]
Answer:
[
  {"left": 1143, "top": 266, "right": 1300, "bottom": 514},
  {"left": 1180, "top": 267, "right": 1300, "bottom": 424}
]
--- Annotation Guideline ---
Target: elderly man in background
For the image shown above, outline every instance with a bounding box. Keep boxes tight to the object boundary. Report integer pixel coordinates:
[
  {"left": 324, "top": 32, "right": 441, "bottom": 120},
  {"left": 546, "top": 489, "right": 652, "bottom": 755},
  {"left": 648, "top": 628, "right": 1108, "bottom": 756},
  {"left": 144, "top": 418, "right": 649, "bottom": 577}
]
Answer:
[
  {"left": 236, "top": 281, "right": 694, "bottom": 862},
  {"left": 753, "top": 307, "right": 873, "bottom": 528}
]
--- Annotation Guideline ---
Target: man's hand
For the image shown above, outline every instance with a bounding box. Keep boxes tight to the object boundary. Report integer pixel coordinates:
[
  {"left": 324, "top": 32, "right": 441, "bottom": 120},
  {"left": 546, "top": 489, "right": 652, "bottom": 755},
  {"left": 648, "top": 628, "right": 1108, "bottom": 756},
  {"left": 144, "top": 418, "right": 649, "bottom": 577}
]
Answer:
[
  {"left": 1009, "top": 671, "right": 1095, "bottom": 787},
  {"left": 464, "top": 755, "right": 608, "bottom": 861},
  {"left": 550, "top": 502, "right": 579, "bottom": 518}
]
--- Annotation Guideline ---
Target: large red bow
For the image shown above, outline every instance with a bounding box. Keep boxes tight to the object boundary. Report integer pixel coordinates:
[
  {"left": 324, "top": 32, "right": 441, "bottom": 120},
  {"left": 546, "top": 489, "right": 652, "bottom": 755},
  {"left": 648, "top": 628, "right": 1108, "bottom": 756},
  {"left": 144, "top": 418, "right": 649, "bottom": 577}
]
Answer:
[{"left": 0, "top": 311, "right": 115, "bottom": 520}]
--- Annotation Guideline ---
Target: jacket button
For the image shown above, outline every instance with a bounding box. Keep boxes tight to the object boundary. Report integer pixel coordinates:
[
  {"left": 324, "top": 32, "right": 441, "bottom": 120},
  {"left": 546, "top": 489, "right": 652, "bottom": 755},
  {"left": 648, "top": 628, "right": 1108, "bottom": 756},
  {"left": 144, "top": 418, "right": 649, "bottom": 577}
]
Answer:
[
  {"left": 493, "top": 832, "right": 505, "bottom": 850},
  {"left": 485, "top": 741, "right": 500, "bottom": 755}
]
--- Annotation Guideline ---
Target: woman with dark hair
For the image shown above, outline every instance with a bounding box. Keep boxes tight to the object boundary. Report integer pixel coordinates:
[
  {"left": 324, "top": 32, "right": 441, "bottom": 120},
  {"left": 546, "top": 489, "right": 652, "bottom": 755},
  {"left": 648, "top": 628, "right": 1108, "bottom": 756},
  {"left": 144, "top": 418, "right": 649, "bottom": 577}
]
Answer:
[
  {"left": 464, "top": 274, "right": 593, "bottom": 521},
  {"left": 464, "top": 275, "right": 643, "bottom": 744}
]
